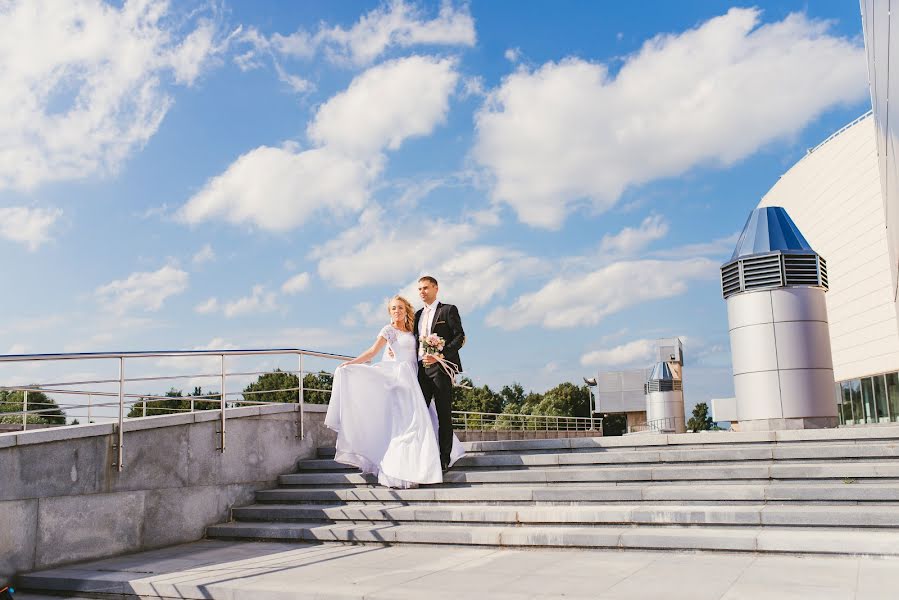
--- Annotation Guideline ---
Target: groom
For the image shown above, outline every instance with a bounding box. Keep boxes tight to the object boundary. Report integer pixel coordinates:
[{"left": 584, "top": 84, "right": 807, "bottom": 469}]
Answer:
[{"left": 414, "top": 275, "right": 465, "bottom": 472}]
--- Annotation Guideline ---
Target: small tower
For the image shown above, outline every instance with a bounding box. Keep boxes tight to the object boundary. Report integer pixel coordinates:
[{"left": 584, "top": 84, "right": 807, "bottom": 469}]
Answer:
[
  {"left": 721, "top": 206, "right": 837, "bottom": 431},
  {"left": 644, "top": 338, "right": 685, "bottom": 433}
]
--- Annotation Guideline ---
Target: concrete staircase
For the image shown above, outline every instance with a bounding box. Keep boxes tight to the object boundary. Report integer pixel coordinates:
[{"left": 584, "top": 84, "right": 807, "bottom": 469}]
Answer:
[{"left": 206, "top": 429, "right": 899, "bottom": 556}]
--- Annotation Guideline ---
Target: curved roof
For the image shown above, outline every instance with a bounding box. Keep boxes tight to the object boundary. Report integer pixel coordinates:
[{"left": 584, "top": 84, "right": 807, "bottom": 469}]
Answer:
[{"left": 730, "top": 206, "right": 814, "bottom": 261}]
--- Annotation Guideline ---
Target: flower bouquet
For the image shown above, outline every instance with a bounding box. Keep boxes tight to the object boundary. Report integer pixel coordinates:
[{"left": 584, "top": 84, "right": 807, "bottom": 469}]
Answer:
[{"left": 419, "top": 333, "right": 445, "bottom": 358}]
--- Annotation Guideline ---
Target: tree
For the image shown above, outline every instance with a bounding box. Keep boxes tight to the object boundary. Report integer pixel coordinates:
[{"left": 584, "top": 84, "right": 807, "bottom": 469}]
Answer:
[
  {"left": 601, "top": 414, "right": 627, "bottom": 437},
  {"left": 127, "top": 387, "right": 220, "bottom": 418},
  {"left": 452, "top": 379, "right": 502, "bottom": 414},
  {"left": 0, "top": 389, "right": 66, "bottom": 425},
  {"left": 241, "top": 369, "right": 334, "bottom": 405},
  {"left": 687, "top": 402, "right": 715, "bottom": 432},
  {"left": 522, "top": 383, "right": 590, "bottom": 418}
]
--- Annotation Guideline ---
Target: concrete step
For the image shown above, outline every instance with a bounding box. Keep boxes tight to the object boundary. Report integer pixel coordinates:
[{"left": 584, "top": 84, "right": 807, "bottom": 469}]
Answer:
[
  {"left": 255, "top": 482, "right": 899, "bottom": 504},
  {"left": 280, "top": 462, "right": 899, "bottom": 487},
  {"left": 230, "top": 502, "right": 899, "bottom": 528},
  {"left": 204, "top": 520, "right": 899, "bottom": 555},
  {"left": 299, "top": 443, "right": 899, "bottom": 472}
]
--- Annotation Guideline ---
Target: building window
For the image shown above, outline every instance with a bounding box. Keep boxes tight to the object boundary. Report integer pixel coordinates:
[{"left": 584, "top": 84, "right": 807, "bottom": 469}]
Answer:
[
  {"left": 850, "top": 379, "right": 864, "bottom": 425},
  {"left": 887, "top": 373, "right": 899, "bottom": 423},
  {"left": 840, "top": 381, "right": 853, "bottom": 424},
  {"left": 874, "top": 375, "right": 890, "bottom": 422}
]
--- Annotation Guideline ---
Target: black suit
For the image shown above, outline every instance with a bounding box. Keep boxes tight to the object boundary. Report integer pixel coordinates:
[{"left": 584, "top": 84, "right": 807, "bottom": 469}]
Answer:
[{"left": 414, "top": 302, "right": 465, "bottom": 467}]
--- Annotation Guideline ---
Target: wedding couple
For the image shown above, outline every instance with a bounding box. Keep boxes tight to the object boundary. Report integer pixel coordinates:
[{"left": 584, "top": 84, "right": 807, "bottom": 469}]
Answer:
[{"left": 324, "top": 276, "right": 465, "bottom": 488}]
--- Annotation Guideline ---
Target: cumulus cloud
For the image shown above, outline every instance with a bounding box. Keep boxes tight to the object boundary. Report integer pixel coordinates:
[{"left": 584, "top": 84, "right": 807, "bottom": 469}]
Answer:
[
  {"left": 236, "top": 0, "right": 475, "bottom": 69},
  {"left": 312, "top": 207, "right": 479, "bottom": 289},
  {"left": 96, "top": 265, "right": 189, "bottom": 314},
  {"left": 282, "top": 272, "right": 311, "bottom": 295},
  {"left": 308, "top": 55, "right": 459, "bottom": 156},
  {"left": 474, "top": 8, "right": 867, "bottom": 228},
  {"left": 179, "top": 56, "right": 459, "bottom": 231},
  {"left": 487, "top": 258, "right": 718, "bottom": 329},
  {"left": 0, "top": 206, "right": 62, "bottom": 250},
  {"left": 222, "top": 285, "right": 278, "bottom": 318},
  {"left": 194, "top": 297, "right": 219, "bottom": 314},
  {"left": 598, "top": 214, "right": 668, "bottom": 256},
  {"left": 581, "top": 338, "right": 656, "bottom": 367},
  {"left": 0, "top": 0, "right": 225, "bottom": 190},
  {"left": 191, "top": 244, "right": 216, "bottom": 266}
]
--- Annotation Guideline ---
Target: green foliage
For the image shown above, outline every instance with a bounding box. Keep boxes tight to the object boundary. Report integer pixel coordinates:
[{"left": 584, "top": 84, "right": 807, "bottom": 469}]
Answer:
[
  {"left": 520, "top": 382, "right": 590, "bottom": 418},
  {"left": 127, "top": 387, "right": 221, "bottom": 418},
  {"left": 601, "top": 413, "right": 627, "bottom": 436},
  {"left": 241, "top": 369, "right": 334, "bottom": 405},
  {"left": 452, "top": 378, "right": 502, "bottom": 414},
  {"left": 687, "top": 402, "right": 715, "bottom": 432},
  {"left": 0, "top": 389, "right": 66, "bottom": 425}
]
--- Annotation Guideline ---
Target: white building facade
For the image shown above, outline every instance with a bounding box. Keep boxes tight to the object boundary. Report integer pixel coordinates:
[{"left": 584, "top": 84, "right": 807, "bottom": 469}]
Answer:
[{"left": 757, "top": 114, "right": 899, "bottom": 424}]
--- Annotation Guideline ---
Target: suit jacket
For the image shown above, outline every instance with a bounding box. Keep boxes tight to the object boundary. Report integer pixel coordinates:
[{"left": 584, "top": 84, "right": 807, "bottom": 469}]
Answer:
[{"left": 414, "top": 302, "right": 465, "bottom": 372}]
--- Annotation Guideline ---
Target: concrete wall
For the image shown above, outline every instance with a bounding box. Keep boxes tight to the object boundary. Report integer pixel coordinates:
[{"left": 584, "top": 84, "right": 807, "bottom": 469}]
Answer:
[
  {"left": 759, "top": 115, "right": 899, "bottom": 382},
  {"left": 0, "top": 403, "right": 335, "bottom": 585}
]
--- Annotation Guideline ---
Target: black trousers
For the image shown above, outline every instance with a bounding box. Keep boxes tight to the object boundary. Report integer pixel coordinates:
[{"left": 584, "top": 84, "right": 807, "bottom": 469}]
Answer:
[{"left": 418, "top": 363, "right": 453, "bottom": 466}]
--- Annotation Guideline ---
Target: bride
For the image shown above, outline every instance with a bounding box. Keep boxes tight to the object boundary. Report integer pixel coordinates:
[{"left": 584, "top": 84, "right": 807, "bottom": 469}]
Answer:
[{"left": 325, "top": 295, "right": 464, "bottom": 488}]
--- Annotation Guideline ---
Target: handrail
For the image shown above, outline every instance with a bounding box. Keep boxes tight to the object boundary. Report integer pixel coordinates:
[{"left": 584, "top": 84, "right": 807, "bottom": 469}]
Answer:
[
  {"left": 806, "top": 109, "right": 873, "bottom": 155},
  {"left": 628, "top": 415, "right": 682, "bottom": 434},
  {"left": 0, "top": 348, "right": 354, "bottom": 471},
  {"left": 452, "top": 410, "right": 600, "bottom": 432}
]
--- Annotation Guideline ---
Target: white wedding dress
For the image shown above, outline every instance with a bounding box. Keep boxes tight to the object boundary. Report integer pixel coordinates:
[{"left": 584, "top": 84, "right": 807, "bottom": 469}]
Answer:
[{"left": 325, "top": 324, "right": 464, "bottom": 488}]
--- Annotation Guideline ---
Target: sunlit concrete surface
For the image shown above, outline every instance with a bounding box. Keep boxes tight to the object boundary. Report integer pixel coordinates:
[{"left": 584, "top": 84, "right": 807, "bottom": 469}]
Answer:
[{"left": 17, "top": 539, "right": 899, "bottom": 600}]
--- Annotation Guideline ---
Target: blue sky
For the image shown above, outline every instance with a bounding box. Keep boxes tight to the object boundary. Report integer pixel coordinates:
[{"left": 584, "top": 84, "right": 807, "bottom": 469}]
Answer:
[{"left": 0, "top": 0, "right": 872, "bottom": 407}]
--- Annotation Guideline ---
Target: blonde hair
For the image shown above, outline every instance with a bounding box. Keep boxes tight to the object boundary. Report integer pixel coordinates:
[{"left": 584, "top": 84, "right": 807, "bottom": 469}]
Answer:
[{"left": 387, "top": 295, "right": 415, "bottom": 332}]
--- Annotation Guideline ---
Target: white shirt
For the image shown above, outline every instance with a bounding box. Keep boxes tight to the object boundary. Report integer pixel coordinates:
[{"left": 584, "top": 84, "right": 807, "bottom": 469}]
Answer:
[{"left": 419, "top": 301, "right": 437, "bottom": 338}]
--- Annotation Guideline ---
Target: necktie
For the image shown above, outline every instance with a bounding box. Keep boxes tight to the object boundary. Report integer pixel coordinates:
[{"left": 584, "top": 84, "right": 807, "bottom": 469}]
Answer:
[{"left": 423, "top": 307, "right": 431, "bottom": 336}]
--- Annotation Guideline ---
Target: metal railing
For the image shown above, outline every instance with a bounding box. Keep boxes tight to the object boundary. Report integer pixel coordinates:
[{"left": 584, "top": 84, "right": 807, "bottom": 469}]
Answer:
[
  {"left": 0, "top": 348, "right": 353, "bottom": 471},
  {"left": 0, "top": 348, "right": 603, "bottom": 470},
  {"left": 453, "top": 411, "right": 600, "bottom": 432},
  {"left": 628, "top": 415, "right": 683, "bottom": 434}
]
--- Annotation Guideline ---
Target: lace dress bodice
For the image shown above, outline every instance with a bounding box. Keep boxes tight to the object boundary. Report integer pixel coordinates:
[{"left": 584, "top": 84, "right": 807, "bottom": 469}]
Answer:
[{"left": 379, "top": 325, "right": 417, "bottom": 366}]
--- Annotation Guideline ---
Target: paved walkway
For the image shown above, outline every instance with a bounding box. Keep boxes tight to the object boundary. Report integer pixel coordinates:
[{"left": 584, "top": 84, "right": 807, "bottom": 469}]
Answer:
[{"left": 17, "top": 540, "right": 899, "bottom": 599}]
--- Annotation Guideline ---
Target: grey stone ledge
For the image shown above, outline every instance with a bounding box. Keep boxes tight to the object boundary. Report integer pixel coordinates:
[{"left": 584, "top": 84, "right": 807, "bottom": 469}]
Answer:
[{"left": 14, "top": 422, "right": 115, "bottom": 446}]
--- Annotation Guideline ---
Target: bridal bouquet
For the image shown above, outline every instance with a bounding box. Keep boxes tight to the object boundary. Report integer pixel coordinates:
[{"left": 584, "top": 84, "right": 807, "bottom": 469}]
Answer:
[{"left": 420, "top": 333, "right": 445, "bottom": 358}]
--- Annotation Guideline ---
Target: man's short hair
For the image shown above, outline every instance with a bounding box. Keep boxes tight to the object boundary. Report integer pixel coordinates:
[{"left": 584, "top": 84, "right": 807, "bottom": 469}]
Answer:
[{"left": 418, "top": 275, "right": 438, "bottom": 286}]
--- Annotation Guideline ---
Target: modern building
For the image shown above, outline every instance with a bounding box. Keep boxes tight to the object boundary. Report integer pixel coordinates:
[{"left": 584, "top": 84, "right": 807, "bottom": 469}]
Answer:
[{"left": 751, "top": 114, "right": 899, "bottom": 425}]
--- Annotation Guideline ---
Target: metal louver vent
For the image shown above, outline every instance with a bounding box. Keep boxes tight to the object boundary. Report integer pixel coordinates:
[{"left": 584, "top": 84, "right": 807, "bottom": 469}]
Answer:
[
  {"left": 721, "top": 262, "right": 740, "bottom": 297},
  {"left": 720, "top": 252, "right": 828, "bottom": 299},
  {"left": 742, "top": 254, "right": 782, "bottom": 291}
]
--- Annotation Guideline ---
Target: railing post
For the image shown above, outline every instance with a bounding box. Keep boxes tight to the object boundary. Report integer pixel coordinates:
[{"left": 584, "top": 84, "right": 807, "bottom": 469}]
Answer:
[
  {"left": 88, "top": 393, "right": 92, "bottom": 423},
  {"left": 220, "top": 354, "right": 226, "bottom": 452},
  {"left": 298, "top": 353, "right": 305, "bottom": 440},
  {"left": 142, "top": 397, "right": 147, "bottom": 418},
  {"left": 22, "top": 389, "right": 28, "bottom": 431},
  {"left": 116, "top": 357, "right": 124, "bottom": 471}
]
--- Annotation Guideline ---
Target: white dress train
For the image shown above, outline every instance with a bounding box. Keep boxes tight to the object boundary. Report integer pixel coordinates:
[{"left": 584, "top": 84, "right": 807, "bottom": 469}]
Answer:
[{"left": 324, "top": 324, "right": 464, "bottom": 488}]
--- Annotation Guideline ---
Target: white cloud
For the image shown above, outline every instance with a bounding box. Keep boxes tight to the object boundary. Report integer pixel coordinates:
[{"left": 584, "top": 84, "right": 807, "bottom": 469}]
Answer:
[
  {"left": 7, "top": 344, "right": 27, "bottom": 355},
  {"left": 238, "top": 0, "right": 475, "bottom": 69},
  {"left": 223, "top": 285, "right": 278, "bottom": 318},
  {"left": 0, "top": 206, "right": 62, "bottom": 250},
  {"left": 282, "top": 272, "right": 311, "bottom": 295},
  {"left": 581, "top": 338, "right": 656, "bottom": 367},
  {"left": 0, "top": 0, "right": 225, "bottom": 190},
  {"left": 191, "top": 244, "right": 216, "bottom": 266},
  {"left": 487, "top": 258, "right": 718, "bottom": 330},
  {"left": 309, "top": 55, "right": 459, "bottom": 156},
  {"left": 195, "top": 297, "right": 219, "bottom": 314},
  {"left": 654, "top": 232, "right": 740, "bottom": 260},
  {"left": 474, "top": 8, "right": 867, "bottom": 228},
  {"left": 504, "top": 47, "right": 520, "bottom": 62},
  {"left": 179, "top": 55, "right": 459, "bottom": 231},
  {"left": 598, "top": 214, "right": 668, "bottom": 256},
  {"left": 341, "top": 301, "right": 388, "bottom": 328},
  {"left": 312, "top": 207, "right": 479, "bottom": 288},
  {"left": 178, "top": 145, "right": 375, "bottom": 232},
  {"left": 96, "top": 266, "right": 189, "bottom": 314},
  {"left": 397, "top": 246, "right": 546, "bottom": 312}
]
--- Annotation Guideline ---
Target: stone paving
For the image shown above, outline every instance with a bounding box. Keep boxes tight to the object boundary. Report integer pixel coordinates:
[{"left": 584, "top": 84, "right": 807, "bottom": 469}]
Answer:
[{"left": 17, "top": 539, "right": 899, "bottom": 599}]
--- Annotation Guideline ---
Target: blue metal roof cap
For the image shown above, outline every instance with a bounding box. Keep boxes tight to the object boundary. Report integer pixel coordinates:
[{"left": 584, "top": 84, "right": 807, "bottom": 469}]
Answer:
[
  {"left": 648, "top": 362, "right": 674, "bottom": 382},
  {"left": 730, "top": 206, "right": 814, "bottom": 260}
]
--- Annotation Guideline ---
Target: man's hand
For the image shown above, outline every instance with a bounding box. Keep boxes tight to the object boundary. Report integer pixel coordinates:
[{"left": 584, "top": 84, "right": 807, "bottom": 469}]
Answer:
[{"left": 423, "top": 354, "right": 438, "bottom": 365}]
